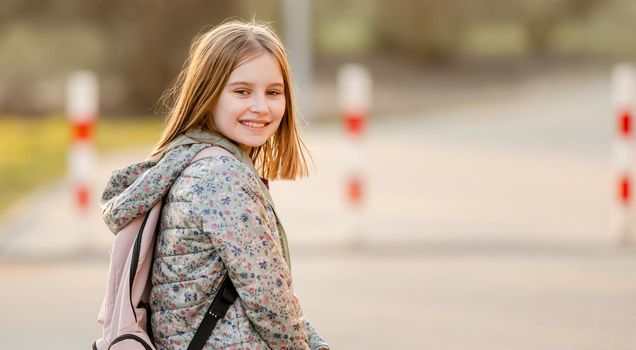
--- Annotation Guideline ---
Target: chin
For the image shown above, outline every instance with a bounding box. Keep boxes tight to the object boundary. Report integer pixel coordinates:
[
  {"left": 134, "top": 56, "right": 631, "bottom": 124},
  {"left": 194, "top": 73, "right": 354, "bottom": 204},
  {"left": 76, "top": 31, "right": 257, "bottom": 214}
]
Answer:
[
  {"left": 240, "top": 142, "right": 263, "bottom": 150},
  {"left": 246, "top": 139, "right": 269, "bottom": 148}
]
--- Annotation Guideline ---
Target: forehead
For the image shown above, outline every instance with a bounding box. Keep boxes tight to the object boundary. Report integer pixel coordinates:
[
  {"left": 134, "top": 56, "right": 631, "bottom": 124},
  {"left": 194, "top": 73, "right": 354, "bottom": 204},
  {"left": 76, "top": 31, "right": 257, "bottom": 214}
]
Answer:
[{"left": 228, "top": 53, "right": 284, "bottom": 84}]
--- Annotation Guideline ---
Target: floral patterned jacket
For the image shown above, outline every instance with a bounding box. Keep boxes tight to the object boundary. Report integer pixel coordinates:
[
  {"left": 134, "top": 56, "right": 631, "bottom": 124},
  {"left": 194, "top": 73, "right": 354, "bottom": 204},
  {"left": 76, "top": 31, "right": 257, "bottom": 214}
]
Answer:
[{"left": 100, "top": 130, "right": 328, "bottom": 350}]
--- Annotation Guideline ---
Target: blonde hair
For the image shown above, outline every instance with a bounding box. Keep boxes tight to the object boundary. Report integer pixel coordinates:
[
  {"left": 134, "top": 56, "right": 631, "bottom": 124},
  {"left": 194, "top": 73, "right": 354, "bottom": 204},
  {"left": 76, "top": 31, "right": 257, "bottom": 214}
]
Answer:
[{"left": 148, "top": 19, "right": 311, "bottom": 180}]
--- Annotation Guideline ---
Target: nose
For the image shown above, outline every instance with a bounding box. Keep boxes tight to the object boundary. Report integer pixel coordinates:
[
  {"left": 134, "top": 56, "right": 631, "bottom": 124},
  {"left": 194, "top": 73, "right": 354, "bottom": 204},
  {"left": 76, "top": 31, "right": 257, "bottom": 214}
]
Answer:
[{"left": 250, "top": 95, "right": 268, "bottom": 114}]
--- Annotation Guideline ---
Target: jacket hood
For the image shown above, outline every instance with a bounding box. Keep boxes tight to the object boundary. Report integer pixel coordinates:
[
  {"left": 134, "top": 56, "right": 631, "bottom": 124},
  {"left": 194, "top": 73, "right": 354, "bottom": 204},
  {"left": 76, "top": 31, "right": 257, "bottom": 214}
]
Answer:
[
  {"left": 100, "top": 129, "right": 292, "bottom": 269},
  {"left": 100, "top": 129, "right": 257, "bottom": 234}
]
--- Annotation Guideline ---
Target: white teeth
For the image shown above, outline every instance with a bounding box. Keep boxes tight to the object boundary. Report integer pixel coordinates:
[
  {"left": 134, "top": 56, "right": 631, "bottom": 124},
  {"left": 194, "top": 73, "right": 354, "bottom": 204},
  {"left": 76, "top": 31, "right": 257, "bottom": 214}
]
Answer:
[{"left": 240, "top": 121, "right": 267, "bottom": 128}]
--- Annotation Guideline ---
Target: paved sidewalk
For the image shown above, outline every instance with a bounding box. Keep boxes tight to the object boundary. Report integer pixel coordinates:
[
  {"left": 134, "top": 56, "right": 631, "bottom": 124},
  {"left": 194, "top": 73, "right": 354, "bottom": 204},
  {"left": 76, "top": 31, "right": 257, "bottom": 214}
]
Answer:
[{"left": 0, "top": 148, "right": 147, "bottom": 260}]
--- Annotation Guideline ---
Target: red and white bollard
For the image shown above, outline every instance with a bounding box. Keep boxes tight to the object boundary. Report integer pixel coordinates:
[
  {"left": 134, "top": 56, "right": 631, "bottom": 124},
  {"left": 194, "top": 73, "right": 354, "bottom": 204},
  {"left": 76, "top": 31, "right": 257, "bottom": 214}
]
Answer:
[
  {"left": 612, "top": 63, "right": 635, "bottom": 244},
  {"left": 337, "top": 64, "right": 372, "bottom": 245},
  {"left": 66, "top": 71, "right": 98, "bottom": 245}
]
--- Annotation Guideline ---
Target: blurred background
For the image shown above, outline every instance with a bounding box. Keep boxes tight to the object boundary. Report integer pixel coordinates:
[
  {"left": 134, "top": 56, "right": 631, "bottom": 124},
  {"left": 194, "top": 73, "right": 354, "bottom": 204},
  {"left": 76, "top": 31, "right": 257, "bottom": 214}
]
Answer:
[{"left": 1, "top": 0, "right": 636, "bottom": 349}]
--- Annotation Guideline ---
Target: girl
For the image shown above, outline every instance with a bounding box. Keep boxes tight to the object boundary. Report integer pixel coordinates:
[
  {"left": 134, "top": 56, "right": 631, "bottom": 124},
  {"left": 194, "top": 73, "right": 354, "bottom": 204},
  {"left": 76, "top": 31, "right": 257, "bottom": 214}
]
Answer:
[{"left": 100, "top": 20, "right": 329, "bottom": 350}]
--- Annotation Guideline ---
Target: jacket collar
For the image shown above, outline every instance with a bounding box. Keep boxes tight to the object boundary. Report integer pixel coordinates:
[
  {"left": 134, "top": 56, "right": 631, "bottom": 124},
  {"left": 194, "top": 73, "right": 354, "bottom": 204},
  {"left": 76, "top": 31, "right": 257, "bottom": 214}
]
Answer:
[{"left": 177, "top": 129, "right": 274, "bottom": 206}]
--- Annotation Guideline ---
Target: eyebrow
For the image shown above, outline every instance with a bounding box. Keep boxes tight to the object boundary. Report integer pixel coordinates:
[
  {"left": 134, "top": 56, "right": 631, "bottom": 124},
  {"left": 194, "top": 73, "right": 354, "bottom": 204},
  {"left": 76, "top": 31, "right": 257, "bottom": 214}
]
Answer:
[{"left": 227, "top": 81, "right": 284, "bottom": 88}]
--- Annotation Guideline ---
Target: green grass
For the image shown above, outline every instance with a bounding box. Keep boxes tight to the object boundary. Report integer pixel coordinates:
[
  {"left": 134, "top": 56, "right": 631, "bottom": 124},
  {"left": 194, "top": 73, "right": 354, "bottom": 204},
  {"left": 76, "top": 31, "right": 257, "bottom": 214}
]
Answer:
[{"left": 0, "top": 115, "right": 164, "bottom": 215}]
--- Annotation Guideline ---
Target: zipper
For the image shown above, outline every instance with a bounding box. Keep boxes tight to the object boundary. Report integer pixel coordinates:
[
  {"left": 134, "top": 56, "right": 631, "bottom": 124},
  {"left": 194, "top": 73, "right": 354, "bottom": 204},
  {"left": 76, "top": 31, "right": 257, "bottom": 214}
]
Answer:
[{"left": 108, "top": 334, "right": 153, "bottom": 350}]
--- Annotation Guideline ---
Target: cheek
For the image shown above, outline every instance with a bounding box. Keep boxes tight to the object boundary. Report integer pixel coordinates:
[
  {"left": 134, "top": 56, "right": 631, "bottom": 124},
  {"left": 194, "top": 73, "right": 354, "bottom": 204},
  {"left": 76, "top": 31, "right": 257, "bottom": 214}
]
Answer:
[
  {"left": 213, "top": 96, "right": 241, "bottom": 123},
  {"left": 271, "top": 99, "right": 286, "bottom": 120}
]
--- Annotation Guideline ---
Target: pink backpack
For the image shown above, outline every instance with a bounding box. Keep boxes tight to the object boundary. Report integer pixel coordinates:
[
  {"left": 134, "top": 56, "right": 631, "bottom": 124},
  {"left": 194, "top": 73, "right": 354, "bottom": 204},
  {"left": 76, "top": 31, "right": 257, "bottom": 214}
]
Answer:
[
  {"left": 93, "top": 201, "right": 162, "bottom": 350},
  {"left": 93, "top": 146, "right": 238, "bottom": 350}
]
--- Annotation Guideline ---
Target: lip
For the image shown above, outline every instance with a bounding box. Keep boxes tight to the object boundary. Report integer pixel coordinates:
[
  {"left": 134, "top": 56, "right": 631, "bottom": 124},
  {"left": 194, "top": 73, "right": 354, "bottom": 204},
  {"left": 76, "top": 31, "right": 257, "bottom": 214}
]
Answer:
[{"left": 239, "top": 119, "right": 271, "bottom": 130}]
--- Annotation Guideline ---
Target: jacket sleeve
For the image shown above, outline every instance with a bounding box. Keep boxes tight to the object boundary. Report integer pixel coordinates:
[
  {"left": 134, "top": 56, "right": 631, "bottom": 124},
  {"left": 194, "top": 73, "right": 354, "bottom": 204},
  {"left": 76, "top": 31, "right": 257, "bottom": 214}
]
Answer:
[
  {"left": 195, "top": 171, "right": 310, "bottom": 350},
  {"left": 301, "top": 315, "right": 329, "bottom": 350}
]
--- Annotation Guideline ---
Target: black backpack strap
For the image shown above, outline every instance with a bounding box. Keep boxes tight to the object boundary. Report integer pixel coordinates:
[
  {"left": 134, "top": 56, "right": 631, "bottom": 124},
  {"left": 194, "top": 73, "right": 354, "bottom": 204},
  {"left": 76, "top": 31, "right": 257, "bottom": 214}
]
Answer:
[{"left": 187, "top": 274, "right": 238, "bottom": 350}]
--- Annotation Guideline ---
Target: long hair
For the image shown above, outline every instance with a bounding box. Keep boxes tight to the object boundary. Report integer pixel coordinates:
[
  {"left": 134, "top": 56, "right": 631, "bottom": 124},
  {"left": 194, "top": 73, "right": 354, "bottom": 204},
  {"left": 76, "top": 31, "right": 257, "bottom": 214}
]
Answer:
[{"left": 147, "top": 19, "right": 311, "bottom": 180}]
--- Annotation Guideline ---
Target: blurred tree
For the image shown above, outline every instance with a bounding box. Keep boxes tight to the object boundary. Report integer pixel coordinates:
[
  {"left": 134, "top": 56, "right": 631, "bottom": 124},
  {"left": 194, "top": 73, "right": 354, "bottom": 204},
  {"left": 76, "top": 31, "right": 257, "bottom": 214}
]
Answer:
[
  {"left": 0, "top": 0, "right": 631, "bottom": 115},
  {"left": 521, "top": 0, "right": 606, "bottom": 54},
  {"left": 0, "top": 0, "right": 263, "bottom": 115},
  {"left": 116, "top": 1, "right": 235, "bottom": 113},
  {"left": 376, "top": 0, "right": 469, "bottom": 62},
  {"left": 314, "top": 0, "right": 378, "bottom": 57},
  {"left": 375, "top": 0, "right": 611, "bottom": 61}
]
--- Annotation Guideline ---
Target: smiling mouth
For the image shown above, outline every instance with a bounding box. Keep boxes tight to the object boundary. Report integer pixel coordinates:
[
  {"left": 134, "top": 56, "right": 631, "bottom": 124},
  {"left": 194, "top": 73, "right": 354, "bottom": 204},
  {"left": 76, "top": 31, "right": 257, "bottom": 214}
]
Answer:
[{"left": 239, "top": 121, "right": 270, "bottom": 128}]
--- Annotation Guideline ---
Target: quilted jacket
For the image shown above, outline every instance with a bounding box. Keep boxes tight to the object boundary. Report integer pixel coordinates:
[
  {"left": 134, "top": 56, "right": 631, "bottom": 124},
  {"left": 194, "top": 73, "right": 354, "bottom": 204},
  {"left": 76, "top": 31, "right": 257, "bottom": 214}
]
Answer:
[{"left": 100, "top": 129, "right": 328, "bottom": 350}]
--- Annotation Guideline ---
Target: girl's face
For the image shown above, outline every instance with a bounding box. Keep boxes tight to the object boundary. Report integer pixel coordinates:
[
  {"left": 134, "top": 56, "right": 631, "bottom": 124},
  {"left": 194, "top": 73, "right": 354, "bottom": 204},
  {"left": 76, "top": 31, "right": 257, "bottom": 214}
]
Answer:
[{"left": 212, "top": 52, "right": 286, "bottom": 153}]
